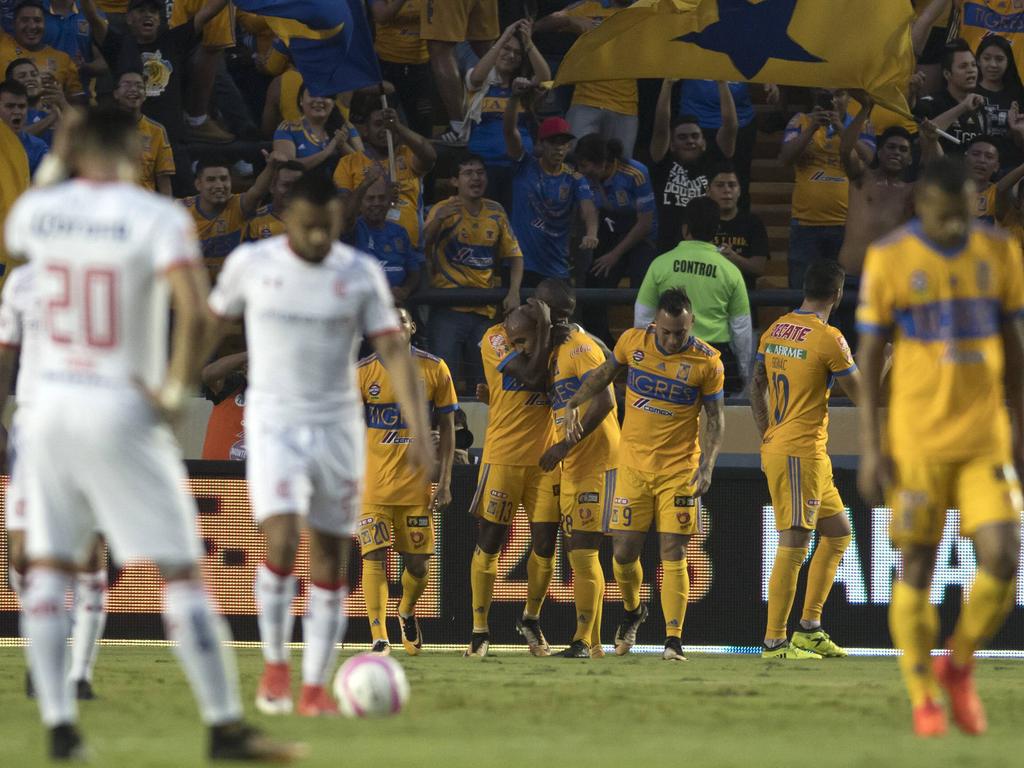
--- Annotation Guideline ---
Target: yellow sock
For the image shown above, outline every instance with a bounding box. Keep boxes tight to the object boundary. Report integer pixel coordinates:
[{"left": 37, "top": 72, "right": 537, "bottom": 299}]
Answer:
[
  {"left": 951, "top": 570, "right": 1016, "bottom": 666},
  {"left": 525, "top": 553, "right": 554, "bottom": 618},
  {"left": 890, "top": 581, "right": 940, "bottom": 706},
  {"left": 612, "top": 558, "right": 643, "bottom": 612},
  {"left": 470, "top": 548, "right": 499, "bottom": 633},
  {"left": 766, "top": 546, "right": 805, "bottom": 641},
  {"left": 398, "top": 568, "right": 428, "bottom": 618},
  {"left": 568, "top": 549, "right": 602, "bottom": 645},
  {"left": 362, "top": 559, "right": 389, "bottom": 642},
  {"left": 590, "top": 563, "right": 605, "bottom": 649},
  {"left": 801, "top": 534, "right": 850, "bottom": 626},
  {"left": 660, "top": 559, "right": 689, "bottom": 639}
]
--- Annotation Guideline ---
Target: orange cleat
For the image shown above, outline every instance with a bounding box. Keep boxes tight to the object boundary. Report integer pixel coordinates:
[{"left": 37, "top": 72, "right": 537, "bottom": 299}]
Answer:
[
  {"left": 934, "top": 655, "right": 987, "bottom": 735},
  {"left": 297, "top": 684, "right": 339, "bottom": 717},
  {"left": 912, "top": 698, "right": 948, "bottom": 738},
  {"left": 255, "top": 662, "right": 292, "bottom": 716}
]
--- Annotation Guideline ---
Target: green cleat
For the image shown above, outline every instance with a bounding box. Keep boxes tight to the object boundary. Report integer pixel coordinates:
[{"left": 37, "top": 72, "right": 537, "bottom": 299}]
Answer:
[
  {"left": 792, "top": 629, "right": 847, "bottom": 658},
  {"left": 761, "top": 641, "right": 822, "bottom": 659}
]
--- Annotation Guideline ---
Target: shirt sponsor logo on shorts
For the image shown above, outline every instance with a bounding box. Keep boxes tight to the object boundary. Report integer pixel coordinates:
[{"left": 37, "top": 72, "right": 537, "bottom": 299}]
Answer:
[
  {"left": 807, "top": 499, "right": 821, "bottom": 507},
  {"left": 358, "top": 517, "right": 375, "bottom": 527},
  {"left": 405, "top": 516, "right": 430, "bottom": 528},
  {"left": 614, "top": 496, "right": 629, "bottom": 506},
  {"left": 674, "top": 495, "right": 695, "bottom": 507},
  {"left": 490, "top": 490, "right": 509, "bottom": 499},
  {"left": 577, "top": 492, "right": 599, "bottom": 504}
]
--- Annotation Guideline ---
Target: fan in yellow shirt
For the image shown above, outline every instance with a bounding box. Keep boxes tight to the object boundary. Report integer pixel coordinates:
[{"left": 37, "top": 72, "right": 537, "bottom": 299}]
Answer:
[
  {"left": 357, "top": 309, "right": 458, "bottom": 657},
  {"left": 0, "top": 5, "right": 82, "bottom": 99},
  {"left": 0, "top": 120, "right": 29, "bottom": 284},
  {"left": 565, "top": 289, "right": 724, "bottom": 662},
  {"left": 751, "top": 260, "right": 860, "bottom": 661},
  {"left": 858, "top": 158, "right": 1024, "bottom": 737},
  {"left": 243, "top": 160, "right": 304, "bottom": 242}
]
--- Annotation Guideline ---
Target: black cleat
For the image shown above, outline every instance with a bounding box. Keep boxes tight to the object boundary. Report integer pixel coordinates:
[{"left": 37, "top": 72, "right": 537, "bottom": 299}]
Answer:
[
  {"left": 75, "top": 679, "right": 96, "bottom": 700},
  {"left": 614, "top": 604, "right": 649, "bottom": 656},
  {"left": 49, "top": 723, "right": 86, "bottom": 761},
  {"left": 399, "top": 613, "right": 423, "bottom": 656},
  {"left": 26, "top": 669, "right": 35, "bottom": 699},
  {"left": 556, "top": 639, "right": 591, "bottom": 658},
  {"left": 370, "top": 639, "right": 392, "bottom": 656},
  {"left": 209, "top": 722, "right": 307, "bottom": 762},
  {"left": 515, "top": 616, "right": 551, "bottom": 657},
  {"left": 662, "top": 636, "right": 687, "bottom": 661},
  {"left": 463, "top": 631, "right": 489, "bottom": 658}
]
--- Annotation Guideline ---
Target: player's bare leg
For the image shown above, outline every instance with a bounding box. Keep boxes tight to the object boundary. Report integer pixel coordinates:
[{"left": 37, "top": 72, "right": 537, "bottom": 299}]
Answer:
[
  {"left": 936, "top": 520, "right": 1020, "bottom": 735},
  {"left": 792, "top": 514, "right": 851, "bottom": 658},
  {"left": 559, "top": 531, "right": 605, "bottom": 659},
  {"left": 254, "top": 513, "right": 301, "bottom": 716},
  {"left": 297, "top": 529, "right": 351, "bottom": 717},
  {"left": 516, "top": 522, "right": 558, "bottom": 657},
  {"left": 659, "top": 533, "right": 691, "bottom": 661},
  {"left": 763, "top": 527, "right": 820, "bottom": 660},
  {"left": 466, "top": 519, "right": 505, "bottom": 657},
  {"left": 397, "top": 552, "right": 430, "bottom": 656},
  {"left": 891, "top": 544, "right": 946, "bottom": 737},
  {"left": 69, "top": 536, "right": 108, "bottom": 700},
  {"left": 362, "top": 547, "right": 392, "bottom": 655},
  {"left": 611, "top": 531, "right": 648, "bottom": 656}
]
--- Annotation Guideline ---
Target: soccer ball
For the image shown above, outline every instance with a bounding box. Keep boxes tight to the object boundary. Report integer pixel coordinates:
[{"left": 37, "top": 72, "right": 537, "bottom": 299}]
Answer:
[{"left": 333, "top": 653, "right": 410, "bottom": 718}]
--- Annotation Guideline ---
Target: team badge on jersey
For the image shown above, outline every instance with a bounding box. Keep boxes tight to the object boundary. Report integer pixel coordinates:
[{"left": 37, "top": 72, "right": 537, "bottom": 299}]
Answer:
[
  {"left": 911, "top": 270, "right": 929, "bottom": 295},
  {"left": 489, "top": 333, "right": 509, "bottom": 355},
  {"left": 676, "top": 363, "right": 691, "bottom": 381},
  {"left": 368, "top": 383, "right": 381, "bottom": 398},
  {"left": 632, "top": 350, "right": 644, "bottom": 362}
]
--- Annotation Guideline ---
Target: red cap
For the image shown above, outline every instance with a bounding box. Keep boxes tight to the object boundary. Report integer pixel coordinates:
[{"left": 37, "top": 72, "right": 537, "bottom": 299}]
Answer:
[{"left": 537, "top": 117, "right": 575, "bottom": 142}]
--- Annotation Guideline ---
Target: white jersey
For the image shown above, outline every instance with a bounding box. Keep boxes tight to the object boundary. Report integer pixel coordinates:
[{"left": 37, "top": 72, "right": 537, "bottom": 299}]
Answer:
[
  {"left": 3, "top": 180, "right": 201, "bottom": 393},
  {"left": 209, "top": 236, "right": 400, "bottom": 425},
  {"left": 0, "top": 263, "right": 40, "bottom": 405}
]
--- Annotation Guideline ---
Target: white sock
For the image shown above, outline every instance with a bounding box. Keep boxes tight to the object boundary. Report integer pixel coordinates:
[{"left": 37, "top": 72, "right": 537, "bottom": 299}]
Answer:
[
  {"left": 23, "top": 568, "right": 75, "bottom": 726},
  {"left": 185, "top": 114, "right": 209, "bottom": 127},
  {"left": 9, "top": 564, "right": 26, "bottom": 600},
  {"left": 69, "top": 570, "right": 107, "bottom": 682},
  {"left": 301, "top": 583, "right": 349, "bottom": 687},
  {"left": 255, "top": 563, "right": 297, "bottom": 664},
  {"left": 163, "top": 580, "right": 243, "bottom": 725}
]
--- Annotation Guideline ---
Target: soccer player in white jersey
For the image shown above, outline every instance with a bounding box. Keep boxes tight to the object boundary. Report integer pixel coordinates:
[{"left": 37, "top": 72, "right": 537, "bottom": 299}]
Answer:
[
  {"left": 3, "top": 106, "right": 300, "bottom": 762},
  {"left": 208, "top": 174, "right": 434, "bottom": 717},
  {"left": 0, "top": 264, "right": 109, "bottom": 701}
]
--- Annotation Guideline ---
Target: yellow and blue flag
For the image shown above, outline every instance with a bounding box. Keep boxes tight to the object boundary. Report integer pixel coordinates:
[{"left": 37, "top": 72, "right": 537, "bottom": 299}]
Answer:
[
  {"left": 234, "top": 0, "right": 381, "bottom": 97},
  {"left": 555, "top": 0, "right": 916, "bottom": 112}
]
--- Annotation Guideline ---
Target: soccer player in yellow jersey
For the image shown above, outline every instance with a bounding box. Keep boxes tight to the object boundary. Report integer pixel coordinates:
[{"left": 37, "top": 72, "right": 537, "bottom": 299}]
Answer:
[
  {"left": 751, "top": 260, "right": 860, "bottom": 660},
  {"left": 357, "top": 309, "right": 458, "bottom": 656},
  {"left": 858, "top": 157, "right": 1024, "bottom": 738},
  {"left": 565, "top": 289, "right": 724, "bottom": 661}
]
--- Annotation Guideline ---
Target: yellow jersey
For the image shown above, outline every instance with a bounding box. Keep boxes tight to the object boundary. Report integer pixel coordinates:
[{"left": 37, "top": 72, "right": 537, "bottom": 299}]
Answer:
[
  {"left": 244, "top": 204, "right": 285, "bottom": 242},
  {"left": 358, "top": 348, "right": 459, "bottom": 505},
  {"left": 0, "top": 34, "right": 81, "bottom": 96},
  {"left": 426, "top": 196, "right": 521, "bottom": 318},
  {"left": 179, "top": 194, "right": 246, "bottom": 277},
  {"left": 958, "top": 0, "right": 1024, "bottom": 84},
  {"left": 757, "top": 310, "right": 856, "bottom": 459},
  {"left": 550, "top": 328, "right": 620, "bottom": 479},
  {"left": 0, "top": 121, "right": 29, "bottom": 283},
  {"left": 857, "top": 220, "right": 1024, "bottom": 461},
  {"left": 975, "top": 183, "right": 997, "bottom": 224},
  {"left": 480, "top": 323, "right": 555, "bottom": 466},
  {"left": 137, "top": 116, "right": 175, "bottom": 191},
  {"left": 335, "top": 145, "right": 423, "bottom": 245},
  {"left": 375, "top": 0, "right": 428, "bottom": 65},
  {"left": 561, "top": 2, "right": 637, "bottom": 116},
  {"left": 614, "top": 326, "right": 724, "bottom": 474}
]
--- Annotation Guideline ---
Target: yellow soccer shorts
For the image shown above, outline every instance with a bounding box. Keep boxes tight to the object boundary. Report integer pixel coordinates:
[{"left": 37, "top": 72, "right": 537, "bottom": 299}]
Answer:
[
  {"left": 608, "top": 464, "right": 702, "bottom": 536},
  {"left": 358, "top": 504, "right": 435, "bottom": 556},
  {"left": 763, "top": 453, "right": 845, "bottom": 532},
  {"left": 420, "top": 0, "right": 498, "bottom": 42},
  {"left": 171, "top": 0, "right": 235, "bottom": 48},
  {"left": 469, "top": 463, "right": 561, "bottom": 526},
  {"left": 888, "top": 455, "right": 1023, "bottom": 547},
  {"left": 559, "top": 469, "right": 616, "bottom": 537}
]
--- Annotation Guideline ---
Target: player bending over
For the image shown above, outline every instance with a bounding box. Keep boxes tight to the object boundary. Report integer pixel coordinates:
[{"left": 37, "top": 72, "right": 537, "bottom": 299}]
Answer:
[
  {"left": 859, "top": 156, "right": 1024, "bottom": 737},
  {"left": 751, "top": 260, "right": 859, "bottom": 659},
  {"left": 5, "top": 106, "right": 298, "bottom": 761},
  {"left": 565, "top": 289, "right": 724, "bottom": 661},
  {"left": 358, "top": 308, "right": 458, "bottom": 656},
  {"left": 208, "top": 174, "right": 433, "bottom": 717}
]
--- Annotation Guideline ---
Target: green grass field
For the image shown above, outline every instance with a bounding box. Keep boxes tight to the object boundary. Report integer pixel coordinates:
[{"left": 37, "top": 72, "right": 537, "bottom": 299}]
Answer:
[{"left": 2, "top": 646, "right": 1023, "bottom": 767}]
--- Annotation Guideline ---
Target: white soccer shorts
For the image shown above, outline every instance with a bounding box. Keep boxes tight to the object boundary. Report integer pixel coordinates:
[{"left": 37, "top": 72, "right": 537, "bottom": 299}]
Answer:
[{"left": 5, "top": 410, "right": 27, "bottom": 533}]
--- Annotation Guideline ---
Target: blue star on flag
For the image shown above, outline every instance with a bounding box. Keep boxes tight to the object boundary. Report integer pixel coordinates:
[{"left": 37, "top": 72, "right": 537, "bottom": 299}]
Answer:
[{"left": 676, "top": 0, "right": 824, "bottom": 79}]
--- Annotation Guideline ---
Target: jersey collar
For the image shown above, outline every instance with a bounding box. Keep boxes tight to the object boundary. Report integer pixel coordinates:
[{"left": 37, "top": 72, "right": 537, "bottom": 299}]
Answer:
[{"left": 908, "top": 218, "right": 968, "bottom": 258}]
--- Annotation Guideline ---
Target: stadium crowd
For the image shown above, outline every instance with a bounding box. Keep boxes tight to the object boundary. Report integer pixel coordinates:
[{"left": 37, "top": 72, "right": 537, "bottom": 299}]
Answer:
[{"left": 2, "top": 0, "right": 1012, "bottom": 405}]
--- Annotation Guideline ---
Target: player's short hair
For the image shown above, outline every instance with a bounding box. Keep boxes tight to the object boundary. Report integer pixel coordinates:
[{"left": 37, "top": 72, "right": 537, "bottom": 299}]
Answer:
[
  {"left": 684, "top": 196, "right": 720, "bottom": 242},
  {"left": 657, "top": 288, "right": 692, "bottom": 317},
  {"left": 671, "top": 113, "right": 702, "bottom": 133},
  {"left": 803, "top": 260, "right": 846, "bottom": 300},
  {"left": 0, "top": 79, "right": 28, "bottom": 100},
  {"left": 708, "top": 160, "right": 738, "bottom": 182},
  {"left": 285, "top": 172, "right": 339, "bottom": 207},
  {"left": 4, "top": 58, "right": 37, "bottom": 80},
  {"left": 919, "top": 155, "right": 969, "bottom": 197},
  {"left": 941, "top": 38, "right": 974, "bottom": 75},
  {"left": 75, "top": 105, "right": 138, "bottom": 158},
  {"left": 194, "top": 157, "right": 231, "bottom": 177},
  {"left": 877, "top": 126, "right": 913, "bottom": 147},
  {"left": 13, "top": 0, "right": 45, "bottom": 18}
]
